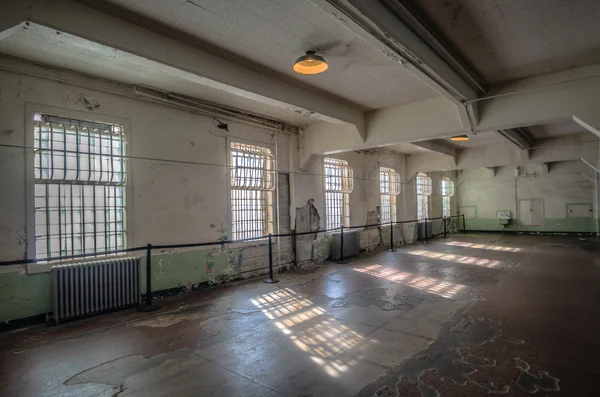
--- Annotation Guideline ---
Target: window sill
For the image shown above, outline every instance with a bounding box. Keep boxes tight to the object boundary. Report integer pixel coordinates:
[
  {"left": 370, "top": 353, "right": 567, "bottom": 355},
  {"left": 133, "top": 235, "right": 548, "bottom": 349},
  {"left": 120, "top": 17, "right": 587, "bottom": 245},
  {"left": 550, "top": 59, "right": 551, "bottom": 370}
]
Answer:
[{"left": 226, "top": 239, "right": 277, "bottom": 249}]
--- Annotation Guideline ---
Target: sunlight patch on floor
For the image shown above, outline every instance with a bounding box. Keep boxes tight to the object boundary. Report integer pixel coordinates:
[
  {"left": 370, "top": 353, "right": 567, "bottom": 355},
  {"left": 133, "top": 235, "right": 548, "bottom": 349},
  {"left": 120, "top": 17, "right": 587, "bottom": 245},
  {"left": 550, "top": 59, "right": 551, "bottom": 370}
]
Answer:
[
  {"left": 251, "top": 289, "right": 375, "bottom": 377},
  {"left": 446, "top": 241, "right": 520, "bottom": 252},
  {"left": 354, "top": 264, "right": 465, "bottom": 298},
  {"left": 408, "top": 249, "right": 501, "bottom": 268}
]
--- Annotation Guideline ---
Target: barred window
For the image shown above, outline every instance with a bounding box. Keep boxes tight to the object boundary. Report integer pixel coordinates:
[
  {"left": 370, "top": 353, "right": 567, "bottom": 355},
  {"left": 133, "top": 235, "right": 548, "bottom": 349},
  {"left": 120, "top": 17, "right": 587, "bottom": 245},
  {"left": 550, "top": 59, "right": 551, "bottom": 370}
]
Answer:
[
  {"left": 230, "top": 142, "right": 275, "bottom": 240},
  {"left": 34, "top": 114, "right": 127, "bottom": 260},
  {"left": 380, "top": 167, "right": 400, "bottom": 224},
  {"left": 442, "top": 179, "right": 454, "bottom": 218},
  {"left": 416, "top": 173, "right": 431, "bottom": 221},
  {"left": 324, "top": 158, "right": 353, "bottom": 229}
]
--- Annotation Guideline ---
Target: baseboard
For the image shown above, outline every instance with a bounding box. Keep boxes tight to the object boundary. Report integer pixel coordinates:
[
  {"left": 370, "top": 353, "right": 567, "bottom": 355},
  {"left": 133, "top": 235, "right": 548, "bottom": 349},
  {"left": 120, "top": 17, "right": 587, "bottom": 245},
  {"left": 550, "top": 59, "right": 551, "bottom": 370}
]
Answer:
[{"left": 0, "top": 313, "right": 47, "bottom": 333}]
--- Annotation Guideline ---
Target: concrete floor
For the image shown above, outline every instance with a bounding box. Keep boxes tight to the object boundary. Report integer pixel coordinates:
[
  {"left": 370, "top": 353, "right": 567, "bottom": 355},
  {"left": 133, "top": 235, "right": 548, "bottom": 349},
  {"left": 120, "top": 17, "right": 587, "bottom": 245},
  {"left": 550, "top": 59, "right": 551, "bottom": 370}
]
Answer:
[{"left": 1, "top": 234, "right": 599, "bottom": 396}]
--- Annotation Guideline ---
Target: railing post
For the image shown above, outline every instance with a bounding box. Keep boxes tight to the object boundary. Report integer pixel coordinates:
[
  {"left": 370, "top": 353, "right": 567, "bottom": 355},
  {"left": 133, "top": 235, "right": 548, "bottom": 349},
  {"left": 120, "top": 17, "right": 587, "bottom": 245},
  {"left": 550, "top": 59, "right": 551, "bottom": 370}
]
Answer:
[
  {"left": 338, "top": 224, "right": 348, "bottom": 264},
  {"left": 138, "top": 243, "right": 160, "bottom": 312},
  {"left": 463, "top": 214, "right": 466, "bottom": 234},
  {"left": 424, "top": 218, "right": 429, "bottom": 243},
  {"left": 388, "top": 221, "right": 396, "bottom": 252},
  {"left": 443, "top": 216, "right": 447, "bottom": 238},
  {"left": 264, "top": 233, "right": 279, "bottom": 283}
]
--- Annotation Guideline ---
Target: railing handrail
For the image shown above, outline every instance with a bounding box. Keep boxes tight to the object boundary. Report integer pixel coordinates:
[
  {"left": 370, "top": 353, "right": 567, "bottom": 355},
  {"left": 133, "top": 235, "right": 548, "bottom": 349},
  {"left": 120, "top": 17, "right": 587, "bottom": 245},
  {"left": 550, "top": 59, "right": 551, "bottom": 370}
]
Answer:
[{"left": 0, "top": 214, "right": 465, "bottom": 267}]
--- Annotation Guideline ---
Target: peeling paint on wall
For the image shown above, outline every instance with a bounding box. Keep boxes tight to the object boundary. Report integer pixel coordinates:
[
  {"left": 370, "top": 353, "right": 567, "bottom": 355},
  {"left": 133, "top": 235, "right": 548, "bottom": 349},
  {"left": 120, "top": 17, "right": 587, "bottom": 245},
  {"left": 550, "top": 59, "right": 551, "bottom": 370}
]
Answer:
[{"left": 295, "top": 199, "right": 326, "bottom": 264}]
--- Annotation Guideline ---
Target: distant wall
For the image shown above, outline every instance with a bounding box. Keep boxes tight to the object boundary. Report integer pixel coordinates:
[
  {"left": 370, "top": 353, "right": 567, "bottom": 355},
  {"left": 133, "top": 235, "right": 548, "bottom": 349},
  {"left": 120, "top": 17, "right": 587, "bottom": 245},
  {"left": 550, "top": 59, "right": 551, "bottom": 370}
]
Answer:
[{"left": 456, "top": 162, "right": 598, "bottom": 233}]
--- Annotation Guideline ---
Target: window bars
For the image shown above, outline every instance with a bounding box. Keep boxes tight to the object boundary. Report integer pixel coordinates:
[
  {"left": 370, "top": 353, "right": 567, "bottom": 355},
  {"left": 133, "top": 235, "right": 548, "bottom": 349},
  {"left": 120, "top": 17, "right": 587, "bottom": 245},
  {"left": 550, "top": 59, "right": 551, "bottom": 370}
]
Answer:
[
  {"left": 230, "top": 142, "right": 275, "bottom": 240},
  {"left": 324, "top": 158, "right": 353, "bottom": 230},
  {"left": 416, "top": 173, "right": 431, "bottom": 221},
  {"left": 380, "top": 167, "right": 399, "bottom": 224},
  {"left": 441, "top": 179, "right": 455, "bottom": 197},
  {"left": 33, "top": 114, "right": 127, "bottom": 260},
  {"left": 379, "top": 167, "right": 401, "bottom": 196},
  {"left": 442, "top": 179, "right": 454, "bottom": 218},
  {"left": 324, "top": 158, "right": 353, "bottom": 193}
]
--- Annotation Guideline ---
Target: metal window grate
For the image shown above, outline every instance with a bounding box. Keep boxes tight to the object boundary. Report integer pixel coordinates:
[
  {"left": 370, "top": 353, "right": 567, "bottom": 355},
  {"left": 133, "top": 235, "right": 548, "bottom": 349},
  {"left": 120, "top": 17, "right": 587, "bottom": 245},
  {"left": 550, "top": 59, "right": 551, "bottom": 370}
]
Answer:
[
  {"left": 416, "top": 173, "right": 431, "bottom": 220},
  {"left": 230, "top": 142, "right": 274, "bottom": 240},
  {"left": 442, "top": 196, "right": 451, "bottom": 218},
  {"left": 379, "top": 167, "right": 401, "bottom": 196},
  {"left": 33, "top": 114, "right": 127, "bottom": 260},
  {"left": 380, "top": 167, "right": 398, "bottom": 224},
  {"left": 442, "top": 179, "right": 454, "bottom": 218},
  {"left": 442, "top": 179, "right": 454, "bottom": 197},
  {"left": 324, "top": 158, "right": 353, "bottom": 193},
  {"left": 416, "top": 173, "right": 432, "bottom": 196},
  {"left": 324, "top": 158, "right": 352, "bottom": 229}
]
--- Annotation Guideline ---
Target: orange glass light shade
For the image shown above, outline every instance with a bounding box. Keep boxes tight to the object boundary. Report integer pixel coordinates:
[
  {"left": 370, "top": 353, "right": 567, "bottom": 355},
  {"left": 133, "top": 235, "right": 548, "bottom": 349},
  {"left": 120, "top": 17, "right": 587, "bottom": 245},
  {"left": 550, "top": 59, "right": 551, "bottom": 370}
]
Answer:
[
  {"left": 293, "top": 52, "right": 328, "bottom": 75},
  {"left": 451, "top": 135, "right": 469, "bottom": 141}
]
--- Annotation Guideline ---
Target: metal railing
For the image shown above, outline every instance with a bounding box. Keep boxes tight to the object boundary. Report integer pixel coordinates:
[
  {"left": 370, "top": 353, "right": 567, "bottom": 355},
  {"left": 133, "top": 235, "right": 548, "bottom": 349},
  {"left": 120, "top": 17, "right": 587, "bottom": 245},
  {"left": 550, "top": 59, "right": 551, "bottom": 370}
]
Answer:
[{"left": 0, "top": 214, "right": 466, "bottom": 311}]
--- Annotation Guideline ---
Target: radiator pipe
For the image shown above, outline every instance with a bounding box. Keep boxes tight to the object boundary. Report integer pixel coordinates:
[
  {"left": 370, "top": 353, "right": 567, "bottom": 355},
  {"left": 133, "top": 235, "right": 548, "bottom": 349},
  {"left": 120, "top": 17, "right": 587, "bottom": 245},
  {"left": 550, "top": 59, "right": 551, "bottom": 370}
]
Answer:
[
  {"left": 388, "top": 221, "right": 396, "bottom": 252},
  {"left": 263, "top": 234, "right": 279, "bottom": 283},
  {"left": 138, "top": 244, "right": 160, "bottom": 312},
  {"left": 444, "top": 216, "right": 447, "bottom": 238},
  {"left": 338, "top": 225, "right": 348, "bottom": 264}
]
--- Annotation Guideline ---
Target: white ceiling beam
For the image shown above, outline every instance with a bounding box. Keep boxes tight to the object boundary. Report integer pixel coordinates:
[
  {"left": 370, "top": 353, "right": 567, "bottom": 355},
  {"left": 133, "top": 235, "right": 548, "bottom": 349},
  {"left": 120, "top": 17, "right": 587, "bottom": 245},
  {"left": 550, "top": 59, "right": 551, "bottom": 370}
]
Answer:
[
  {"left": 299, "top": 96, "right": 463, "bottom": 167},
  {"left": 308, "top": 0, "right": 480, "bottom": 103},
  {"left": 473, "top": 64, "right": 600, "bottom": 133},
  {"left": 411, "top": 140, "right": 457, "bottom": 164},
  {"left": 482, "top": 167, "right": 496, "bottom": 178},
  {"left": 407, "top": 133, "right": 599, "bottom": 173},
  {"left": 496, "top": 128, "right": 534, "bottom": 150},
  {"left": 1, "top": 0, "right": 365, "bottom": 137}
]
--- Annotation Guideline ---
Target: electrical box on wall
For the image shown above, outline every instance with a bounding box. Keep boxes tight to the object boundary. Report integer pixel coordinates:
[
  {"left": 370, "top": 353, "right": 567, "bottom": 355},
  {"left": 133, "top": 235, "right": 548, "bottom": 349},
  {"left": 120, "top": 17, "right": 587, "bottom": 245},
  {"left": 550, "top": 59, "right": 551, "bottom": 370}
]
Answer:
[
  {"left": 496, "top": 210, "right": 511, "bottom": 220},
  {"left": 496, "top": 210, "right": 511, "bottom": 225}
]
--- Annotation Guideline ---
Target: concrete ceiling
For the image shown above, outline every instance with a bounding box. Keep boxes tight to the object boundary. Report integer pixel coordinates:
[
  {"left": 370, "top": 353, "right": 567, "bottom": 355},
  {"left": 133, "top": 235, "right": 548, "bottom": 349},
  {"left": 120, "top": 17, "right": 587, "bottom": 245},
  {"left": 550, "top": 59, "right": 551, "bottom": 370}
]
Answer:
[
  {"left": 527, "top": 120, "right": 591, "bottom": 140},
  {"left": 387, "top": 143, "right": 432, "bottom": 155},
  {"left": 406, "top": 0, "right": 600, "bottom": 85},
  {"left": 0, "top": 24, "right": 321, "bottom": 126},
  {"left": 98, "top": 0, "right": 439, "bottom": 109},
  {"left": 444, "top": 131, "right": 506, "bottom": 148}
]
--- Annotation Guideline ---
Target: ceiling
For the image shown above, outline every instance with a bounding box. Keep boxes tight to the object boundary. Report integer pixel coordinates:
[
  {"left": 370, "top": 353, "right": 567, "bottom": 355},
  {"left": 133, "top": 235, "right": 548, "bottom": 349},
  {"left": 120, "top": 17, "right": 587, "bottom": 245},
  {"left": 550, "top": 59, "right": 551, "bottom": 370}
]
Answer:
[
  {"left": 97, "top": 0, "right": 438, "bottom": 109},
  {"left": 527, "top": 120, "right": 591, "bottom": 139},
  {"left": 0, "top": 24, "right": 321, "bottom": 126},
  {"left": 407, "top": 0, "right": 600, "bottom": 85},
  {"left": 444, "top": 131, "right": 506, "bottom": 148},
  {"left": 387, "top": 143, "right": 432, "bottom": 155}
]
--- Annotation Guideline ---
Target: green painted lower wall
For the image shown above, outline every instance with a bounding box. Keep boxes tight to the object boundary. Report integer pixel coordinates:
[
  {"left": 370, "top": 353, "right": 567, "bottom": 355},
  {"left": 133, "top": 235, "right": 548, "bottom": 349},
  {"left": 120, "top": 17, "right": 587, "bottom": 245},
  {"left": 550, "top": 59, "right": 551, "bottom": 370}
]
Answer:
[
  {"left": 0, "top": 270, "right": 52, "bottom": 323},
  {"left": 464, "top": 218, "right": 599, "bottom": 233},
  {"left": 149, "top": 247, "right": 243, "bottom": 293},
  {"left": 0, "top": 224, "right": 466, "bottom": 326},
  {"left": 0, "top": 246, "right": 244, "bottom": 325}
]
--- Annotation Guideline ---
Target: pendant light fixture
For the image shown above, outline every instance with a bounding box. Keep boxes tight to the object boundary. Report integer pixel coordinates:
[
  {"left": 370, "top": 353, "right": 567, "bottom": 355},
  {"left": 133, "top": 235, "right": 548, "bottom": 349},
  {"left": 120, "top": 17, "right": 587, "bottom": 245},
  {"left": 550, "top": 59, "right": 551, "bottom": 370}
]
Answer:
[
  {"left": 451, "top": 134, "right": 469, "bottom": 141},
  {"left": 293, "top": 51, "right": 328, "bottom": 75}
]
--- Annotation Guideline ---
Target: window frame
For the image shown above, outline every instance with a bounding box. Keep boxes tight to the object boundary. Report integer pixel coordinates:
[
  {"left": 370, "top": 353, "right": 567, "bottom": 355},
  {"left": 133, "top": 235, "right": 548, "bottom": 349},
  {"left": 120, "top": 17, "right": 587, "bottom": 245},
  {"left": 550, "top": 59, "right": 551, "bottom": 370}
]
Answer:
[
  {"left": 379, "top": 167, "right": 399, "bottom": 225},
  {"left": 25, "top": 104, "right": 132, "bottom": 269},
  {"left": 227, "top": 138, "right": 276, "bottom": 242},
  {"left": 441, "top": 178, "right": 454, "bottom": 218},
  {"left": 416, "top": 173, "right": 432, "bottom": 221},
  {"left": 324, "top": 158, "right": 352, "bottom": 230}
]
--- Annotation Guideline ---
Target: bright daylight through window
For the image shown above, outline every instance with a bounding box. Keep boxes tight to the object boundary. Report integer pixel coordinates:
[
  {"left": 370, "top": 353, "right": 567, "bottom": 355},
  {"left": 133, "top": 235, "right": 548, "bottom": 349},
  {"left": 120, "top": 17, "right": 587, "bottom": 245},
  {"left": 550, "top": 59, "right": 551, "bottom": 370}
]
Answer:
[
  {"left": 379, "top": 167, "right": 400, "bottom": 224},
  {"left": 324, "top": 158, "right": 353, "bottom": 230},
  {"left": 442, "top": 178, "right": 454, "bottom": 218},
  {"left": 230, "top": 142, "right": 275, "bottom": 240},
  {"left": 34, "top": 114, "right": 127, "bottom": 260},
  {"left": 416, "top": 173, "right": 432, "bottom": 220}
]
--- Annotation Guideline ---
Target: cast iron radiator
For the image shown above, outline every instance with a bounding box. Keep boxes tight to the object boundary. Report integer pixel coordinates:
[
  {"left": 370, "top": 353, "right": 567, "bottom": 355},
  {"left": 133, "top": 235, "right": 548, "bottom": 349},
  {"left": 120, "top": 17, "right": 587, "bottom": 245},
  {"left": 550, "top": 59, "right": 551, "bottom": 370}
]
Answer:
[
  {"left": 331, "top": 230, "right": 360, "bottom": 260},
  {"left": 52, "top": 257, "right": 141, "bottom": 323}
]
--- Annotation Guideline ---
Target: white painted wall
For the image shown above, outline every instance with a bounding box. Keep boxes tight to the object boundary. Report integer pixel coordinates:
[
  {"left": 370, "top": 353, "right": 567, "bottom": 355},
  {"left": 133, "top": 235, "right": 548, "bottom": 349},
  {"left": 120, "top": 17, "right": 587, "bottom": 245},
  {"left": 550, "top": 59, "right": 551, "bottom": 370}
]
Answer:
[
  {"left": 456, "top": 162, "right": 598, "bottom": 232},
  {"left": 0, "top": 69, "right": 294, "bottom": 263}
]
